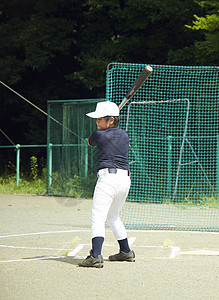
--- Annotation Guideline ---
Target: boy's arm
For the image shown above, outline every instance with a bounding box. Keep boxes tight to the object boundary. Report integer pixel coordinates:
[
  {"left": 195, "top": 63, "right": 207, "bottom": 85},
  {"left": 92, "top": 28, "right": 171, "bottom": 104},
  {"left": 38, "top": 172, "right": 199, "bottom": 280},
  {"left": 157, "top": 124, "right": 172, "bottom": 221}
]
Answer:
[
  {"left": 87, "top": 137, "right": 92, "bottom": 146},
  {"left": 87, "top": 130, "right": 99, "bottom": 147}
]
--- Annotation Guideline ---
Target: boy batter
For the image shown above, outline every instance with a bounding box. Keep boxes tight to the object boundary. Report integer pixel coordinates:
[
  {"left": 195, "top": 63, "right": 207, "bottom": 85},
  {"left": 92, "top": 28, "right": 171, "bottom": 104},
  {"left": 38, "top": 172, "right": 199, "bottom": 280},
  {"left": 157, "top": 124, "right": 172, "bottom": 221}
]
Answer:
[{"left": 79, "top": 101, "right": 135, "bottom": 268}]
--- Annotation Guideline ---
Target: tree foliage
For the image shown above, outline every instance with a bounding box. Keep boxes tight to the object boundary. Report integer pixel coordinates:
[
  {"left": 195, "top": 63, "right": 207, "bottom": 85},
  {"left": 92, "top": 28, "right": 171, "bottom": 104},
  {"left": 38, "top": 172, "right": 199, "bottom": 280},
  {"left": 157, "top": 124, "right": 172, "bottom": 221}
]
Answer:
[
  {"left": 185, "top": 0, "right": 219, "bottom": 64},
  {"left": 0, "top": 0, "right": 214, "bottom": 147}
]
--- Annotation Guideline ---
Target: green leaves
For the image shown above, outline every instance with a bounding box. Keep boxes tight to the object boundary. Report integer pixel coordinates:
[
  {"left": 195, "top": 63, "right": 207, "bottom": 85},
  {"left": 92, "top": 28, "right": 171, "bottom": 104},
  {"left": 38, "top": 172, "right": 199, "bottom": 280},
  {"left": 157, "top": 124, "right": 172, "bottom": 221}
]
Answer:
[
  {"left": 185, "top": 14, "right": 219, "bottom": 31},
  {"left": 1, "top": 0, "right": 218, "bottom": 146},
  {"left": 185, "top": 0, "right": 219, "bottom": 64}
]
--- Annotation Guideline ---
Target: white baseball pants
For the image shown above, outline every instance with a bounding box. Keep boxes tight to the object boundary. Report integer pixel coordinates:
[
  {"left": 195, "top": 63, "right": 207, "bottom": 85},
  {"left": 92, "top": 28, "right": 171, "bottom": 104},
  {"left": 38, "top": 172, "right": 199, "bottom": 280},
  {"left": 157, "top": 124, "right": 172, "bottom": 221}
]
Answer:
[{"left": 91, "top": 168, "right": 131, "bottom": 240}]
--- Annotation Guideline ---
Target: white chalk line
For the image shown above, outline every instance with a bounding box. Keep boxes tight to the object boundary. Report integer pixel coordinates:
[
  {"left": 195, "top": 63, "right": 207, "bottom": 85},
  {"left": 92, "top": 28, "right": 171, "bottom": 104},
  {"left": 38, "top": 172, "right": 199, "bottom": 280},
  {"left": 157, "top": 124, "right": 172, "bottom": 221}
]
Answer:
[
  {"left": 180, "top": 250, "right": 219, "bottom": 256},
  {"left": 169, "top": 246, "right": 181, "bottom": 259},
  {"left": 67, "top": 244, "right": 84, "bottom": 256},
  {"left": 155, "top": 246, "right": 219, "bottom": 259},
  {"left": 0, "top": 244, "right": 164, "bottom": 251},
  {"left": 0, "top": 245, "right": 75, "bottom": 251},
  {"left": 0, "top": 239, "right": 139, "bottom": 250},
  {"left": 1, "top": 237, "right": 166, "bottom": 263},
  {"left": 0, "top": 229, "right": 90, "bottom": 239},
  {"left": 0, "top": 229, "right": 218, "bottom": 239},
  {"left": 128, "top": 236, "right": 136, "bottom": 246},
  {"left": 0, "top": 256, "right": 65, "bottom": 263},
  {"left": 1, "top": 230, "right": 218, "bottom": 262},
  {"left": 0, "top": 245, "right": 172, "bottom": 263},
  {"left": 1, "top": 244, "right": 218, "bottom": 262},
  {"left": 0, "top": 237, "right": 136, "bottom": 263}
]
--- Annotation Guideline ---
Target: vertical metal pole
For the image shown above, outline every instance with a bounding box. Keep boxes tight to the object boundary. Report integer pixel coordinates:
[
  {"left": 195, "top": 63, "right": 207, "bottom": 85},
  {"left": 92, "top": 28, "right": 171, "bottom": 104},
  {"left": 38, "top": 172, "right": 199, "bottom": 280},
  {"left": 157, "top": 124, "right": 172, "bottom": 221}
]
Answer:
[
  {"left": 16, "top": 144, "right": 20, "bottom": 186},
  {"left": 48, "top": 143, "right": 53, "bottom": 186},
  {"left": 217, "top": 135, "right": 219, "bottom": 194},
  {"left": 84, "top": 138, "right": 88, "bottom": 178},
  {"left": 46, "top": 102, "right": 51, "bottom": 194},
  {"left": 167, "top": 136, "right": 172, "bottom": 196},
  {"left": 173, "top": 99, "right": 190, "bottom": 202}
]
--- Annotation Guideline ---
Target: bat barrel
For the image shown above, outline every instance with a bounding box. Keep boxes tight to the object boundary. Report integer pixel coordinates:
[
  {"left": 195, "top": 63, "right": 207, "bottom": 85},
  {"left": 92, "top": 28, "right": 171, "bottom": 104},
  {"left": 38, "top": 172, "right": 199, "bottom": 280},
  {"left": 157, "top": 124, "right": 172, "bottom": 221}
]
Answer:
[{"left": 119, "top": 65, "right": 153, "bottom": 110}]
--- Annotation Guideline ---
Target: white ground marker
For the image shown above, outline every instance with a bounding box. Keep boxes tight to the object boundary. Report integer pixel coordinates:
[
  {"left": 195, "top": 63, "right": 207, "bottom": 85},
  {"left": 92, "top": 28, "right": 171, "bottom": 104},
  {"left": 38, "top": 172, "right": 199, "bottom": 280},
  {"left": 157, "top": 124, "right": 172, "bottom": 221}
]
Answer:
[
  {"left": 169, "top": 246, "right": 181, "bottom": 259},
  {"left": 128, "top": 237, "right": 136, "bottom": 246},
  {"left": 67, "top": 244, "right": 84, "bottom": 257},
  {"left": 180, "top": 250, "right": 219, "bottom": 256}
]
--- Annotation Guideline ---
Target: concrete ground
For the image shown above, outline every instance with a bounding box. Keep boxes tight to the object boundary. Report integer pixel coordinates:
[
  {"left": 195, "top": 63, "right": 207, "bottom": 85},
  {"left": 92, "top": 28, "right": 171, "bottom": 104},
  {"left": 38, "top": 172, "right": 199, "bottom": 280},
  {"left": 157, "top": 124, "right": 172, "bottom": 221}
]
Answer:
[{"left": 0, "top": 194, "right": 219, "bottom": 300}]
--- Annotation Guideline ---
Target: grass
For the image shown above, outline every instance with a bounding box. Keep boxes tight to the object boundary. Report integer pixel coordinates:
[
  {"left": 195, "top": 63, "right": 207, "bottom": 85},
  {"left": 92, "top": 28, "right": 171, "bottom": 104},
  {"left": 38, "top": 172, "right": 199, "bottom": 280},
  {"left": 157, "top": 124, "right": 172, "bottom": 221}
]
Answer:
[
  {"left": 198, "top": 194, "right": 219, "bottom": 209},
  {"left": 1, "top": 174, "right": 218, "bottom": 208},
  {"left": 163, "top": 194, "right": 219, "bottom": 209},
  {"left": 48, "top": 174, "right": 95, "bottom": 198},
  {"left": 0, "top": 176, "right": 46, "bottom": 195},
  {"left": 0, "top": 156, "right": 47, "bottom": 195},
  {"left": 0, "top": 174, "right": 95, "bottom": 197}
]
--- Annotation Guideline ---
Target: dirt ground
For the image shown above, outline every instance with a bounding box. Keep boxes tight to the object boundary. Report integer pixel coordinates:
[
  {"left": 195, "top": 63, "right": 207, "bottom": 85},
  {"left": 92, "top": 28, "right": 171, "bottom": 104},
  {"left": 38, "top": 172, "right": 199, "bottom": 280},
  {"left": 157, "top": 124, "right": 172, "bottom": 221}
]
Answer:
[{"left": 0, "top": 194, "right": 219, "bottom": 300}]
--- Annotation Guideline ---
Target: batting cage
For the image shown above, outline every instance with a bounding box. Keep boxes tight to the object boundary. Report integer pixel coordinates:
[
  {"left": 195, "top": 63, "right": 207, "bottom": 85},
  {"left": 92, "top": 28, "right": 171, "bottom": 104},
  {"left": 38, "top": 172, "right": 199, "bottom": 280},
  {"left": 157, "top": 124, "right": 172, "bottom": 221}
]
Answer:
[
  {"left": 47, "top": 63, "right": 219, "bottom": 231},
  {"left": 47, "top": 99, "right": 104, "bottom": 198}
]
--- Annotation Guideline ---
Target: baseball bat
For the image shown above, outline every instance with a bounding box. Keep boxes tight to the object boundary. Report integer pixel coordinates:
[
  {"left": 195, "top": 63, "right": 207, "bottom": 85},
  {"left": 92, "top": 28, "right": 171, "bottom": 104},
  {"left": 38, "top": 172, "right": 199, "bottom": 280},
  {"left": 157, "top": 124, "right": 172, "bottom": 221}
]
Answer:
[{"left": 119, "top": 65, "right": 153, "bottom": 110}]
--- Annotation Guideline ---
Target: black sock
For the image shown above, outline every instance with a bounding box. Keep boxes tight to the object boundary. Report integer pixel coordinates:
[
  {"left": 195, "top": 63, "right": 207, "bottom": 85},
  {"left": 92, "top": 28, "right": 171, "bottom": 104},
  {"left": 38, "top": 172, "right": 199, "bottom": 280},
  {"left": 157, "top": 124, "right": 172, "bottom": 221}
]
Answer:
[
  {"left": 92, "top": 237, "right": 104, "bottom": 258},
  {"left": 118, "top": 238, "right": 130, "bottom": 253}
]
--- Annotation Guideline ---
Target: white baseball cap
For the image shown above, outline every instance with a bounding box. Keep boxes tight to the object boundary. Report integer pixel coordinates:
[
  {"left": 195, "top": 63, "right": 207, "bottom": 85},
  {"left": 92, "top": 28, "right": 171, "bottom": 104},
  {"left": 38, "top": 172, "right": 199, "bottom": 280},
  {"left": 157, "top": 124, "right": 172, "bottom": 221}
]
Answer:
[{"left": 86, "top": 101, "right": 119, "bottom": 118}]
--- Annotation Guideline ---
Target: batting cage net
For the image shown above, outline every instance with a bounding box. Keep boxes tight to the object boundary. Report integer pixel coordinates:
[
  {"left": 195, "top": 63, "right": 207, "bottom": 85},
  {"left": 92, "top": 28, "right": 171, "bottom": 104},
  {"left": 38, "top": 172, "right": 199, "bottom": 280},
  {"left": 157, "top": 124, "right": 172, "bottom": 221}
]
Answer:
[
  {"left": 106, "top": 63, "right": 219, "bottom": 231},
  {"left": 47, "top": 63, "right": 219, "bottom": 231}
]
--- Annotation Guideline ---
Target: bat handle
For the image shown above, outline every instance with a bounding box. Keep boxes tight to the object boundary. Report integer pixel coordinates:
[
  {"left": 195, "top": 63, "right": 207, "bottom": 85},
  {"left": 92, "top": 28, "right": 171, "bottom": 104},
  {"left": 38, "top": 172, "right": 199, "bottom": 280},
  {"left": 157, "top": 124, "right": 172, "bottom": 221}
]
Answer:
[{"left": 119, "top": 97, "right": 127, "bottom": 111}]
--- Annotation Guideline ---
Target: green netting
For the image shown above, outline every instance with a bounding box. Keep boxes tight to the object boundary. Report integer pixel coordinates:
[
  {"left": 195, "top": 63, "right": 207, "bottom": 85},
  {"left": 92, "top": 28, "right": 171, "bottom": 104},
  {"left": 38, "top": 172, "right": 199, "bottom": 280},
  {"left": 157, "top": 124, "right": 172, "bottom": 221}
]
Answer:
[
  {"left": 47, "top": 64, "right": 218, "bottom": 231},
  {"left": 47, "top": 99, "right": 104, "bottom": 197},
  {"left": 106, "top": 63, "right": 219, "bottom": 231}
]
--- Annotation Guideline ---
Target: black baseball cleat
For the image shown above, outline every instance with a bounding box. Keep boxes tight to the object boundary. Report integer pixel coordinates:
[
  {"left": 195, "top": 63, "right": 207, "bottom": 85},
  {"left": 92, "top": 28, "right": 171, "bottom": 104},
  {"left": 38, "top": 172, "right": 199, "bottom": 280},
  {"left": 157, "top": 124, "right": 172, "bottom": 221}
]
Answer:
[
  {"left": 78, "top": 251, "right": 104, "bottom": 268},
  {"left": 108, "top": 250, "right": 135, "bottom": 262}
]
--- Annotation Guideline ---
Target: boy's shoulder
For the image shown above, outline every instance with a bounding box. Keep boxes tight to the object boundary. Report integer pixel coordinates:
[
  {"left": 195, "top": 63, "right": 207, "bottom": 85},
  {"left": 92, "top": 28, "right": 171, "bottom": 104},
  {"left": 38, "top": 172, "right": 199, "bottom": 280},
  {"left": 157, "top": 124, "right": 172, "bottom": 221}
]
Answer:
[
  {"left": 106, "top": 127, "right": 129, "bottom": 139},
  {"left": 92, "top": 127, "right": 128, "bottom": 137}
]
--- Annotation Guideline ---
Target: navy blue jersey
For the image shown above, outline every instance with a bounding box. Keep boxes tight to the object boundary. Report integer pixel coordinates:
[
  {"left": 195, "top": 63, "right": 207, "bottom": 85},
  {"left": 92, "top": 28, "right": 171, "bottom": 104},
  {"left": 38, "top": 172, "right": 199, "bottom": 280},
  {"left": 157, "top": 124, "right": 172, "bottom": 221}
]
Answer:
[{"left": 88, "top": 127, "right": 129, "bottom": 172}]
